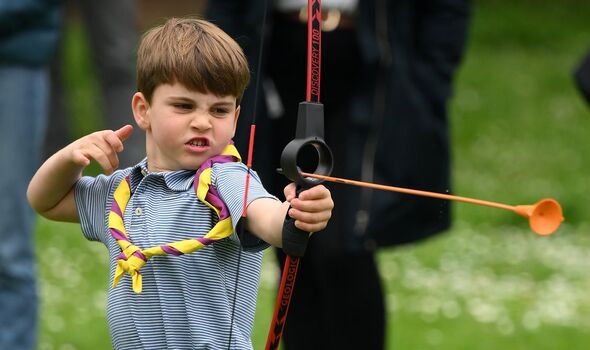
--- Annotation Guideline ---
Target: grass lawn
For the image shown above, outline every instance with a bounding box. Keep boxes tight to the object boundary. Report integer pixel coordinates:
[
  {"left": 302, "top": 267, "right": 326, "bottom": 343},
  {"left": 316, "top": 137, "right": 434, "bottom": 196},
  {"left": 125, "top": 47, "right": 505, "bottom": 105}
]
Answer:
[{"left": 35, "top": 1, "right": 590, "bottom": 349}]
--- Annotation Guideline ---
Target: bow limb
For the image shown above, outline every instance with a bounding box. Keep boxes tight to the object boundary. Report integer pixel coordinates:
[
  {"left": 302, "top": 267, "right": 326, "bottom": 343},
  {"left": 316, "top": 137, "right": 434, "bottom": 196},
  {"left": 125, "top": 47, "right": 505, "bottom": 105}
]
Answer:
[{"left": 265, "top": 1, "right": 333, "bottom": 349}]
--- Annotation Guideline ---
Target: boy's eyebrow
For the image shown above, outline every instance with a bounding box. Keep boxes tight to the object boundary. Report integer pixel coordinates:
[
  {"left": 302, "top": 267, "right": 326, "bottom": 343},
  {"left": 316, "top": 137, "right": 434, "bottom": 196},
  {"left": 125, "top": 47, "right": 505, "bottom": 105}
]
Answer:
[
  {"left": 212, "top": 101, "right": 235, "bottom": 107},
  {"left": 166, "top": 96, "right": 235, "bottom": 107},
  {"left": 207, "top": 100, "right": 236, "bottom": 108},
  {"left": 167, "top": 96, "right": 195, "bottom": 101}
]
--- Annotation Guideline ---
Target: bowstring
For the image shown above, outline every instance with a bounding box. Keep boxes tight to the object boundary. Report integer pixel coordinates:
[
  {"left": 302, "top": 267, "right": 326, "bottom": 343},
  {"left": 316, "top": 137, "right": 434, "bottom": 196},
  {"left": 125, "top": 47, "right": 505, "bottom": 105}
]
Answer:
[{"left": 227, "top": 0, "right": 269, "bottom": 348}]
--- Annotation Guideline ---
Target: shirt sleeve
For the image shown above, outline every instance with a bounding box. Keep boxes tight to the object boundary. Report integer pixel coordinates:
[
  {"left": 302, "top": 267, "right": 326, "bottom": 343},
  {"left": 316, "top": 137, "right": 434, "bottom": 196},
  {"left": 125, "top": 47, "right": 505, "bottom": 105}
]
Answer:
[
  {"left": 213, "top": 162, "right": 278, "bottom": 252},
  {"left": 74, "top": 171, "right": 125, "bottom": 245}
]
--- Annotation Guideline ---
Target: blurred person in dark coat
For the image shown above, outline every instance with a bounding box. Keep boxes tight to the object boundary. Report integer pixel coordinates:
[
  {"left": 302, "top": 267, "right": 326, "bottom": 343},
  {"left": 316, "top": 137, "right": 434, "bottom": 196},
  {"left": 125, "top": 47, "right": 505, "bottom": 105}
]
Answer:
[
  {"left": 574, "top": 49, "right": 590, "bottom": 105},
  {"left": 0, "top": 0, "right": 61, "bottom": 348},
  {"left": 207, "top": 0, "right": 470, "bottom": 348},
  {"left": 45, "top": 0, "right": 141, "bottom": 167}
]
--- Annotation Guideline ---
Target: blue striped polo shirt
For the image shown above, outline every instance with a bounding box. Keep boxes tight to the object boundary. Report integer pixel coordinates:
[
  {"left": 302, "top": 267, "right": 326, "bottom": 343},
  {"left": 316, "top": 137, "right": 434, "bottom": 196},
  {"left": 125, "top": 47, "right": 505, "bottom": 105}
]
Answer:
[{"left": 75, "top": 159, "right": 276, "bottom": 350}]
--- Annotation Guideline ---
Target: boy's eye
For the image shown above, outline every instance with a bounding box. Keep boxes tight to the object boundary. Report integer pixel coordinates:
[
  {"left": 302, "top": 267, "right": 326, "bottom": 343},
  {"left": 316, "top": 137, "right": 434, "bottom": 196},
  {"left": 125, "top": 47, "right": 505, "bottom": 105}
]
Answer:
[
  {"left": 212, "top": 107, "right": 230, "bottom": 115},
  {"left": 173, "top": 103, "right": 193, "bottom": 110}
]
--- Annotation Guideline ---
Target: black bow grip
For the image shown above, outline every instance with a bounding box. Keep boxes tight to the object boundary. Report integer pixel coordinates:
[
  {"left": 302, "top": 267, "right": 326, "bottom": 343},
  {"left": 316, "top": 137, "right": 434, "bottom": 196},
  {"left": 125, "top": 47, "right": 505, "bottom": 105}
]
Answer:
[{"left": 280, "top": 102, "right": 333, "bottom": 257}]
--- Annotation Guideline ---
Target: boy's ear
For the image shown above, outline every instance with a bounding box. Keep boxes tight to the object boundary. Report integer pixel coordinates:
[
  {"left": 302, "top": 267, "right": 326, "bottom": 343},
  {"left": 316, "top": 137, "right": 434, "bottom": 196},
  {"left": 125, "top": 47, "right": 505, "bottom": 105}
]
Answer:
[
  {"left": 132, "top": 92, "right": 150, "bottom": 130},
  {"left": 232, "top": 105, "right": 241, "bottom": 137}
]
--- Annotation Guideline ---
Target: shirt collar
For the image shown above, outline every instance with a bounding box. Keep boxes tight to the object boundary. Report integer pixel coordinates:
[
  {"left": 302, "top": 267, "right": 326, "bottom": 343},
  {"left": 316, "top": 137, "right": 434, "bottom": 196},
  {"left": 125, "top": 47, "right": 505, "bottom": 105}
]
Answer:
[{"left": 128, "top": 158, "right": 197, "bottom": 192}]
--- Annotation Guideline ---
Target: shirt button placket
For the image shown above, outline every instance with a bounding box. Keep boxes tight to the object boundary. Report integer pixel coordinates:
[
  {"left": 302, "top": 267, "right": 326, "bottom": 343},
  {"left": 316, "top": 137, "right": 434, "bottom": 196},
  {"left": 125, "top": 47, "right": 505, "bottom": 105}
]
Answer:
[{"left": 130, "top": 181, "right": 150, "bottom": 246}]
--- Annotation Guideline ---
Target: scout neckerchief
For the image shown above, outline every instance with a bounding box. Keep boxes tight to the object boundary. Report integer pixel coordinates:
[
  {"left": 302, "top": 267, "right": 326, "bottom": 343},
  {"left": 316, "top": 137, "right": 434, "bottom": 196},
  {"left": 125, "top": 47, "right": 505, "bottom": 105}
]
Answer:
[{"left": 108, "top": 144, "right": 241, "bottom": 293}]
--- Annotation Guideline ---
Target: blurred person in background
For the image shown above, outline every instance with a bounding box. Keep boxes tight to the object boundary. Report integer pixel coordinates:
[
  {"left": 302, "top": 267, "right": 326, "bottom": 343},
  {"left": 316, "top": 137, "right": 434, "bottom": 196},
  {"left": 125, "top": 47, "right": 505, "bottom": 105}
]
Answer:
[
  {"left": 207, "top": 0, "right": 470, "bottom": 348},
  {"left": 574, "top": 49, "right": 590, "bottom": 106},
  {"left": 45, "top": 0, "right": 142, "bottom": 167},
  {"left": 207, "top": 2, "right": 380, "bottom": 348},
  {"left": 0, "top": 0, "right": 61, "bottom": 348}
]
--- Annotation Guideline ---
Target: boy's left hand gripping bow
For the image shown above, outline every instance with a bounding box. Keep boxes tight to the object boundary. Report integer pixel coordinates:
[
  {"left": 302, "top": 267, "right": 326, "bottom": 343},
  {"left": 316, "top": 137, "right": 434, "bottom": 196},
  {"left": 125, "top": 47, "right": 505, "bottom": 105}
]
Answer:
[{"left": 265, "top": 101, "right": 333, "bottom": 350}]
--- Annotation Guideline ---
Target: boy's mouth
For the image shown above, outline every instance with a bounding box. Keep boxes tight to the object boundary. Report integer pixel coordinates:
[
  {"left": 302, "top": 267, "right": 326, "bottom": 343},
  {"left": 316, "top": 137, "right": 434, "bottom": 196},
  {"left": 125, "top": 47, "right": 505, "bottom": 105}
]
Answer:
[{"left": 187, "top": 138, "right": 209, "bottom": 147}]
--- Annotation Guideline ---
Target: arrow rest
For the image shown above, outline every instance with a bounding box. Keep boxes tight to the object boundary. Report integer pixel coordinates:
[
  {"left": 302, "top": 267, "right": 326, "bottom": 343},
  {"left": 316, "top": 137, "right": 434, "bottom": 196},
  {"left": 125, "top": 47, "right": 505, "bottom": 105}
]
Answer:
[{"left": 280, "top": 102, "right": 334, "bottom": 188}]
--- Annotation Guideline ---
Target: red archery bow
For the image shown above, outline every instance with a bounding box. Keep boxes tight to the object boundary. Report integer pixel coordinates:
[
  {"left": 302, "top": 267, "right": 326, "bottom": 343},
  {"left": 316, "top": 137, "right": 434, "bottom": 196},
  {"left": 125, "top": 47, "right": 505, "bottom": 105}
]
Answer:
[{"left": 264, "top": 1, "right": 334, "bottom": 349}]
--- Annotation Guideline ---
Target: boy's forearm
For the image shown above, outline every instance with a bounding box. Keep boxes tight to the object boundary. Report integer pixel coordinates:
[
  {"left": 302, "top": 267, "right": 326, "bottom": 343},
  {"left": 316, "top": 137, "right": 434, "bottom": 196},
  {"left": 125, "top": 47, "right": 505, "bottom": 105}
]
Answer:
[
  {"left": 245, "top": 198, "right": 290, "bottom": 247},
  {"left": 28, "top": 125, "right": 132, "bottom": 222},
  {"left": 27, "top": 150, "right": 83, "bottom": 222},
  {"left": 246, "top": 184, "right": 333, "bottom": 247}
]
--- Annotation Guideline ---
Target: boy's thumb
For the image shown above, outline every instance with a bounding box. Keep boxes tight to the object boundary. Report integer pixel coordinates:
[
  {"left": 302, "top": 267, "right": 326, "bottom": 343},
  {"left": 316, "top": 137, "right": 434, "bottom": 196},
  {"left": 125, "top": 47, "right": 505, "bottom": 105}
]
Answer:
[{"left": 115, "top": 124, "right": 134, "bottom": 142}]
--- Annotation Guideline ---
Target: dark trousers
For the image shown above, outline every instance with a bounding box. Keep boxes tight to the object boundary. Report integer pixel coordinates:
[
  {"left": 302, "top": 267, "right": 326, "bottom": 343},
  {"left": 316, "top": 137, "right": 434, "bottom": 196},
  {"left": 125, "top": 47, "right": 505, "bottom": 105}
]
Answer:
[{"left": 275, "top": 247, "right": 385, "bottom": 350}]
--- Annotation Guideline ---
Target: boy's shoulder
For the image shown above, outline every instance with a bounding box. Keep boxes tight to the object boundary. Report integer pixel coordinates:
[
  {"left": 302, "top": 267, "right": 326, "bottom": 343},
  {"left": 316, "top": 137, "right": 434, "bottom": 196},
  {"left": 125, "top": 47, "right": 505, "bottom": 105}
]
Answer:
[
  {"left": 212, "top": 160, "right": 247, "bottom": 172},
  {"left": 76, "top": 164, "right": 136, "bottom": 196},
  {"left": 211, "top": 161, "right": 251, "bottom": 183}
]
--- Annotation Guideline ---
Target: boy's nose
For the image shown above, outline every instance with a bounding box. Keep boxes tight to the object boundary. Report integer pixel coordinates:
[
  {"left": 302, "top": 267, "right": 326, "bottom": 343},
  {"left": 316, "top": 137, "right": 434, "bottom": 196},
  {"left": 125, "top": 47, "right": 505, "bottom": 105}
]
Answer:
[{"left": 190, "top": 112, "right": 212, "bottom": 130}]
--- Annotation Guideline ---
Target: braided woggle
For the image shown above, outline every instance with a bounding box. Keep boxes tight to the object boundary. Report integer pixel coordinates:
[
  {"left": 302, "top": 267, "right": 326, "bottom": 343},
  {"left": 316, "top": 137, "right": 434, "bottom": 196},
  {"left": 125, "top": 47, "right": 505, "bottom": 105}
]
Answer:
[{"left": 108, "top": 144, "right": 241, "bottom": 293}]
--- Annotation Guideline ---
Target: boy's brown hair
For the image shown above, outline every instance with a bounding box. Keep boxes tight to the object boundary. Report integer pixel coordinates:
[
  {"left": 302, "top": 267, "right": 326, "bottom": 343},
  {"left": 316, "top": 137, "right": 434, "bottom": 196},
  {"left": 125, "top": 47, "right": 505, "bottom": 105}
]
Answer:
[{"left": 137, "top": 17, "right": 250, "bottom": 105}]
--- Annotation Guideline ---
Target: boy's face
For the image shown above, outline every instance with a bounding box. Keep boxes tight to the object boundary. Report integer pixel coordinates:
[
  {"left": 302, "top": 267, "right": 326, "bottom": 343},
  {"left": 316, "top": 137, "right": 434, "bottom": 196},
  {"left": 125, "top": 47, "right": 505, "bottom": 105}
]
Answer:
[{"left": 133, "top": 82, "right": 240, "bottom": 172}]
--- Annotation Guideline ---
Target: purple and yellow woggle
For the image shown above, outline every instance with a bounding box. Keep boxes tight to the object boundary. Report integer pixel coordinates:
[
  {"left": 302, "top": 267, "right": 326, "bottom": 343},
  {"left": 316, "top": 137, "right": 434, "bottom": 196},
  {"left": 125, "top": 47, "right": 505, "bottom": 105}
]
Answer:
[{"left": 108, "top": 144, "right": 241, "bottom": 293}]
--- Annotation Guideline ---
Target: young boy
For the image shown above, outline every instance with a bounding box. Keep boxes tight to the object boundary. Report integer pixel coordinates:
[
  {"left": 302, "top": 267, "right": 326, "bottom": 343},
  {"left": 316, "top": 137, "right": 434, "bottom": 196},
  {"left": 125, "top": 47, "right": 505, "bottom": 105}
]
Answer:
[{"left": 27, "top": 18, "right": 333, "bottom": 349}]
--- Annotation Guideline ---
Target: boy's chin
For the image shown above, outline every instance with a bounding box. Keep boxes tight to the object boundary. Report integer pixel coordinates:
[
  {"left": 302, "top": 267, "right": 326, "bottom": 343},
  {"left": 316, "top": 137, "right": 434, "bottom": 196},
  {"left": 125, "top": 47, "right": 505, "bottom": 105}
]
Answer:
[{"left": 145, "top": 157, "right": 203, "bottom": 172}]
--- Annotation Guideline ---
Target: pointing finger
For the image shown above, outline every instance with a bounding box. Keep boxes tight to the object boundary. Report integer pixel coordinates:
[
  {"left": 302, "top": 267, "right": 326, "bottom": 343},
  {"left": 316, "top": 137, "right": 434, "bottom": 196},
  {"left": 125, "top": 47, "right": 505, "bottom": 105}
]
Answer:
[{"left": 114, "top": 124, "right": 134, "bottom": 142}]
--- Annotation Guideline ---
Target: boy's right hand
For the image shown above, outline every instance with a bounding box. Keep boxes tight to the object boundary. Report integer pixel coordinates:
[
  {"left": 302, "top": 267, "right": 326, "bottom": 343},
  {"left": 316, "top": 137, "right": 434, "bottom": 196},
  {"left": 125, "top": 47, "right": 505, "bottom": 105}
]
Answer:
[{"left": 68, "top": 124, "right": 133, "bottom": 174}]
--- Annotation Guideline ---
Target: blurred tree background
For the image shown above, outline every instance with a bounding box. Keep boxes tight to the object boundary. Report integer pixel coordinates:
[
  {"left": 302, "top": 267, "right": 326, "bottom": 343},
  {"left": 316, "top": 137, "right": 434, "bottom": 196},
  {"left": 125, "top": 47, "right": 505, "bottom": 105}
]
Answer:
[{"left": 36, "top": 0, "right": 590, "bottom": 349}]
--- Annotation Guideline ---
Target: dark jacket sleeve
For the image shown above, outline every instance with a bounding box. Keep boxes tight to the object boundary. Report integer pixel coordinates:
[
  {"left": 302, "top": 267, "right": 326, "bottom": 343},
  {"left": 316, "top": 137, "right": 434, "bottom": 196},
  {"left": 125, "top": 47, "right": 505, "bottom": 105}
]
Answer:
[
  {"left": 347, "top": 0, "right": 471, "bottom": 248},
  {"left": 0, "top": 0, "right": 61, "bottom": 66}
]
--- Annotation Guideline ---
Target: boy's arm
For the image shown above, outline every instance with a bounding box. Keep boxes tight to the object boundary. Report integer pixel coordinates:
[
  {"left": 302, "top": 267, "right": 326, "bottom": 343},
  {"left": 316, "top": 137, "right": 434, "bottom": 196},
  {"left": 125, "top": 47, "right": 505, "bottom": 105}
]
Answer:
[
  {"left": 27, "top": 125, "right": 133, "bottom": 222},
  {"left": 245, "top": 183, "right": 333, "bottom": 247}
]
